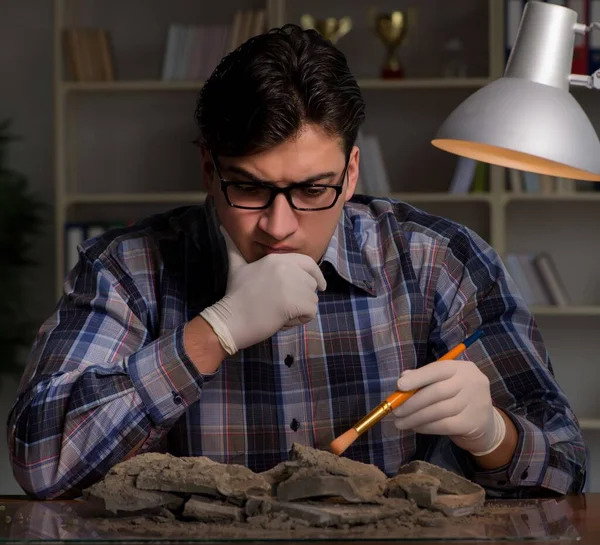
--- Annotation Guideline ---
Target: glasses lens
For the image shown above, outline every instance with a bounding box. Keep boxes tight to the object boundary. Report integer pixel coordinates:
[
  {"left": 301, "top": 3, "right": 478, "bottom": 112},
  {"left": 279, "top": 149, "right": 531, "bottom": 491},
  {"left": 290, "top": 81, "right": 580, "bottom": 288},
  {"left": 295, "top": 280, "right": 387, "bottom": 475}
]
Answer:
[
  {"left": 227, "top": 184, "right": 272, "bottom": 208},
  {"left": 290, "top": 186, "right": 339, "bottom": 210}
]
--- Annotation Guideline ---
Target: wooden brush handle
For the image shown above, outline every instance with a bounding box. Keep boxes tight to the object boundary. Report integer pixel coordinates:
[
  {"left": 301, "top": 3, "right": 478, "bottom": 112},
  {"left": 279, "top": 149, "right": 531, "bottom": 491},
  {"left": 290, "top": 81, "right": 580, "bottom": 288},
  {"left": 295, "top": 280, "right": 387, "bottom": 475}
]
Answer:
[{"left": 385, "top": 390, "right": 416, "bottom": 410}]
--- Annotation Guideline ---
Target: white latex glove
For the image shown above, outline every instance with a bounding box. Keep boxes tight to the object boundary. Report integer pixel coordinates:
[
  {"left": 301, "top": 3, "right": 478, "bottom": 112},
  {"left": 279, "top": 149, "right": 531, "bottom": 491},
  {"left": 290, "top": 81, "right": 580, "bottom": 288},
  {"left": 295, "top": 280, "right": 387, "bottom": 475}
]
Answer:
[
  {"left": 199, "top": 227, "right": 326, "bottom": 355},
  {"left": 392, "top": 360, "right": 506, "bottom": 457}
]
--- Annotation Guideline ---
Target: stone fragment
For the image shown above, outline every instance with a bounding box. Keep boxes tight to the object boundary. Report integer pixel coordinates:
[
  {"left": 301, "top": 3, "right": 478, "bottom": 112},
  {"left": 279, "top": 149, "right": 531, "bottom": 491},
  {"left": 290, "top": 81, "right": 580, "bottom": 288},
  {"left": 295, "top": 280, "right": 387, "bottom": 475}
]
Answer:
[
  {"left": 260, "top": 461, "right": 296, "bottom": 487},
  {"left": 135, "top": 455, "right": 271, "bottom": 501},
  {"left": 394, "top": 460, "right": 485, "bottom": 517},
  {"left": 269, "top": 443, "right": 387, "bottom": 503},
  {"left": 386, "top": 473, "right": 441, "bottom": 508},
  {"left": 289, "top": 443, "right": 387, "bottom": 483},
  {"left": 182, "top": 495, "right": 244, "bottom": 522},
  {"left": 276, "top": 469, "right": 385, "bottom": 504},
  {"left": 244, "top": 496, "right": 266, "bottom": 517},
  {"left": 108, "top": 452, "right": 180, "bottom": 476},
  {"left": 397, "top": 461, "right": 480, "bottom": 495},
  {"left": 84, "top": 473, "right": 183, "bottom": 514},
  {"left": 249, "top": 497, "right": 415, "bottom": 528}
]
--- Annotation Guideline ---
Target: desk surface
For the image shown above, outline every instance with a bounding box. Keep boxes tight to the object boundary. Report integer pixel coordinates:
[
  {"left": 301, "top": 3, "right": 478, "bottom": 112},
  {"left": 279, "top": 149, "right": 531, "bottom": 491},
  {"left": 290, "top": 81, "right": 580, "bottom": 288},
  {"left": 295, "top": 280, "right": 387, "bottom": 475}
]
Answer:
[{"left": 0, "top": 494, "right": 597, "bottom": 544}]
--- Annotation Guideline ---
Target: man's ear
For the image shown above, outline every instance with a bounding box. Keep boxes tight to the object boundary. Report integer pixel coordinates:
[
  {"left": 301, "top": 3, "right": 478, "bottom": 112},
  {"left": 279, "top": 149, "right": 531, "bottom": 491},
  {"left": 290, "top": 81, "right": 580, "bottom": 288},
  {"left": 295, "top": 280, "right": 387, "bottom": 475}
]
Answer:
[
  {"left": 343, "top": 145, "right": 360, "bottom": 202},
  {"left": 200, "top": 147, "right": 215, "bottom": 194}
]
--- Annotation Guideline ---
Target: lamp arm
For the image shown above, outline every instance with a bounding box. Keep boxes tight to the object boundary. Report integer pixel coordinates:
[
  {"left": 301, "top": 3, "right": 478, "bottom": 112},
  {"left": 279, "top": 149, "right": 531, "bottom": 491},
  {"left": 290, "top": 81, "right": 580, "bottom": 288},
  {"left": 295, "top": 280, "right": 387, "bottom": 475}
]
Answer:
[{"left": 569, "top": 22, "right": 600, "bottom": 89}]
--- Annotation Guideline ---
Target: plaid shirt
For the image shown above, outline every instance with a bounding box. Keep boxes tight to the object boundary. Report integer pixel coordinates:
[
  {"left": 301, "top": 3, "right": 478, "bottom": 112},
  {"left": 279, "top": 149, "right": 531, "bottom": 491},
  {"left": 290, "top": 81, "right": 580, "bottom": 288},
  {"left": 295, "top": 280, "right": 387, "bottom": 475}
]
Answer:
[{"left": 8, "top": 196, "right": 585, "bottom": 499}]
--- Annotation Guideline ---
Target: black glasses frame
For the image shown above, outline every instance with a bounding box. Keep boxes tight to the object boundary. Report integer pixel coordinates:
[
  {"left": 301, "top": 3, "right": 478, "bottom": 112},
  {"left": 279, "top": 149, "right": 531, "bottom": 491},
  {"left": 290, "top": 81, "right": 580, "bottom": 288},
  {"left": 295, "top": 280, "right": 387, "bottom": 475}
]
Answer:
[{"left": 211, "top": 154, "right": 349, "bottom": 211}]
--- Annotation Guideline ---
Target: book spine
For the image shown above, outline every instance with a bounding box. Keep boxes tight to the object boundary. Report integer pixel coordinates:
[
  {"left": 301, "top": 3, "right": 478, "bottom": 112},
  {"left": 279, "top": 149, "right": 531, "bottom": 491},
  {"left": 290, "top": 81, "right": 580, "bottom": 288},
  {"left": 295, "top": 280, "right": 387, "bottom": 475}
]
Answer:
[{"left": 534, "top": 253, "right": 570, "bottom": 306}]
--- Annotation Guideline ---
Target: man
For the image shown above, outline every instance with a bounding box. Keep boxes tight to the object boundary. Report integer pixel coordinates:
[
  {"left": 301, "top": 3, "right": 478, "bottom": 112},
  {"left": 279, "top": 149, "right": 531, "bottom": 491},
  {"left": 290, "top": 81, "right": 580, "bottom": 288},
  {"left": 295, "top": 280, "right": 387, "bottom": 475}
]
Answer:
[{"left": 8, "top": 25, "right": 585, "bottom": 500}]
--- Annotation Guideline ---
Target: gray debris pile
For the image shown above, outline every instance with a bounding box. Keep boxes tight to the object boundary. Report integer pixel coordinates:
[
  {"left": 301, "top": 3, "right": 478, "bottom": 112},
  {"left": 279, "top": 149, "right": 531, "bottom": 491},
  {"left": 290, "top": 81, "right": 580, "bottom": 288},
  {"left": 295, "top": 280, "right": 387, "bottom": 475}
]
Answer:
[{"left": 84, "top": 443, "right": 485, "bottom": 529}]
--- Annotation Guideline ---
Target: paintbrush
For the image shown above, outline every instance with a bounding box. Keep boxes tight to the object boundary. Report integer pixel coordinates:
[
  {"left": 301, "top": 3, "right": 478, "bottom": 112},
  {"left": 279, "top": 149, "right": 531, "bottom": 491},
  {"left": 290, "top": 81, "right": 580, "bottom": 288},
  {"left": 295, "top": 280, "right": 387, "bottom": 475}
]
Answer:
[{"left": 329, "top": 330, "right": 483, "bottom": 456}]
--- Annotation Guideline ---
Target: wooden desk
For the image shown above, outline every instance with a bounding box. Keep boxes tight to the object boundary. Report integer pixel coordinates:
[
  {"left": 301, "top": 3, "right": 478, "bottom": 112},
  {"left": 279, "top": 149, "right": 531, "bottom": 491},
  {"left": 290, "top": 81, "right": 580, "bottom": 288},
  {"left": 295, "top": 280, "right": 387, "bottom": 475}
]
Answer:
[{"left": 0, "top": 494, "right": 597, "bottom": 543}]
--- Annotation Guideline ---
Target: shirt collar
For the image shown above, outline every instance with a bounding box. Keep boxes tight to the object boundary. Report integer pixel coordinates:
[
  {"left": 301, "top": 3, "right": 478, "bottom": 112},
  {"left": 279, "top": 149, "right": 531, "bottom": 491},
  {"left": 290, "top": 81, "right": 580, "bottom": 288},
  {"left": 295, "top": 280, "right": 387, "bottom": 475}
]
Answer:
[{"left": 321, "top": 206, "right": 377, "bottom": 296}]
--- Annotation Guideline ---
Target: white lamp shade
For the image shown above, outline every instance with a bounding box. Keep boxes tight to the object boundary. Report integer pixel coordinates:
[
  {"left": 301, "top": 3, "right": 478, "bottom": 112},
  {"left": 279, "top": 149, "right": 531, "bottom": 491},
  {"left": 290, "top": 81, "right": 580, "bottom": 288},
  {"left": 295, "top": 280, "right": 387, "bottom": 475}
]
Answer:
[
  {"left": 432, "top": 0, "right": 600, "bottom": 182},
  {"left": 432, "top": 76, "right": 600, "bottom": 181}
]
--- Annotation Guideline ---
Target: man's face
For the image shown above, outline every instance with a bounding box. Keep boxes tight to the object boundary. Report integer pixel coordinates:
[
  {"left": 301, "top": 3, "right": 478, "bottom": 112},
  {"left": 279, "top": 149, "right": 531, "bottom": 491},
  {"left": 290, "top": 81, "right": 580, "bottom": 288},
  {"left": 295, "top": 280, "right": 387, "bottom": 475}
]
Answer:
[{"left": 201, "top": 124, "right": 359, "bottom": 263}]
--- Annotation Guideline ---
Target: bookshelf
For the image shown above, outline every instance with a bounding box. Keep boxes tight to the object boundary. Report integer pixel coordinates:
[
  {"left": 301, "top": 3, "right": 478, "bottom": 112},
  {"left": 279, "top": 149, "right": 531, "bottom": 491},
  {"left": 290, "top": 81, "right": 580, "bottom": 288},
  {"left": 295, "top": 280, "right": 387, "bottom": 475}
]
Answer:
[
  {"left": 53, "top": 0, "right": 600, "bottom": 488},
  {"left": 61, "top": 77, "right": 493, "bottom": 93}
]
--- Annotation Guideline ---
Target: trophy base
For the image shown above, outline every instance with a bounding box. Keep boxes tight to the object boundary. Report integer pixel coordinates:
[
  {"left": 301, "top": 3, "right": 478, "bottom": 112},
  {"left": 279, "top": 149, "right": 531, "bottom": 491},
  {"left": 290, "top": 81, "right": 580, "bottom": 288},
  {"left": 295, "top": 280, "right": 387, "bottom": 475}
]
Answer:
[{"left": 381, "top": 66, "right": 404, "bottom": 79}]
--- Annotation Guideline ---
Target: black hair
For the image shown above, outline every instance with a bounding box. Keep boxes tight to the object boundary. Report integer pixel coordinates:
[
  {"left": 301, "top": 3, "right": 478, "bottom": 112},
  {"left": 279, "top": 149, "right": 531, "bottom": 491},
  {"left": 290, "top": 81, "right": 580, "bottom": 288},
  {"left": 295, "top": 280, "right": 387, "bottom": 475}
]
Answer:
[{"left": 194, "top": 23, "right": 365, "bottom": 158}]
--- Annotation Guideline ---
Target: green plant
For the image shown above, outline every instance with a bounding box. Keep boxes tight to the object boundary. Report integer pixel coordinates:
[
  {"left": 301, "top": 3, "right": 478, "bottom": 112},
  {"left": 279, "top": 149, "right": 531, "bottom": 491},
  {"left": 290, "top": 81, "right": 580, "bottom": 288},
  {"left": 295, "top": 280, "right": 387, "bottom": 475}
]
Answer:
[{"left": 0, "top": 119, "right": 44, "bottom": 376}]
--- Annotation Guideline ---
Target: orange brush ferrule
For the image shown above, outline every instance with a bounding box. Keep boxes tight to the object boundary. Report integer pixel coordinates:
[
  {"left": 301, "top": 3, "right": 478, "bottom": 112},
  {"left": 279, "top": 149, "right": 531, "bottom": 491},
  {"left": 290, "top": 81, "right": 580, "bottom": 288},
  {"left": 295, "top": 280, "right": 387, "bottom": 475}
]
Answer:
[{"left": 353, "top": 390, "right": 416, "bottom": 435}]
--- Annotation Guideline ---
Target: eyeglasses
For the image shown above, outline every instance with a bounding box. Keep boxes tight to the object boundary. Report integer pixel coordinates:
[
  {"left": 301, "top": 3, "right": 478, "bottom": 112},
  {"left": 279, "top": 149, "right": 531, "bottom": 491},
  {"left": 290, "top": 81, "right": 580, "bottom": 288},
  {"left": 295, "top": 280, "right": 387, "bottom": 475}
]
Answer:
[{"left": 211, "top": 154, "right": 349, "bottom": 211}]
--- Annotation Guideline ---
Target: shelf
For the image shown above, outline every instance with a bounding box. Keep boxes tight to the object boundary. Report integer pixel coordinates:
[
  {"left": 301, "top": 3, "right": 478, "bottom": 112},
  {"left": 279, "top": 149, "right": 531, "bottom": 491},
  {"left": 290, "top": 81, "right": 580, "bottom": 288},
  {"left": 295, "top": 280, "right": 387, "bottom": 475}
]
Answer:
[
  {"left": 530, "top": 306, "right": 600, "bottom": 316},
  {"left": 579, "top": 418, "right": 600, "bottom": 430},
  {"left": 61, "top": 77, "right": 492, "bottom": 93},
  {"left": 357, "top": 77, "right": 491, "bottom": 90},
  {"left": 504, "top": 192, "right": 600, "bottom": 203},
  {"left": 389, "top": 192, "right": 491, "bottom": 203},
  {"left": 66, "top": 192, "right": 207, "bottom": 204},
  {"left": 61, "top": 80, "right": 206, "bottom": 92},
  {"left": 65, "top": 192, "right": 490, "bottom": 205}
]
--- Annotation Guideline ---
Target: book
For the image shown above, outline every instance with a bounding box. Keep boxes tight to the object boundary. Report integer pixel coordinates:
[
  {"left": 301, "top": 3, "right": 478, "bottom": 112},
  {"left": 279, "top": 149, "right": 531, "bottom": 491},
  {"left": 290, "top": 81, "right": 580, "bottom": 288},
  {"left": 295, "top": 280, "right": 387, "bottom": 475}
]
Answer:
[
  {"left": 63, "top": 28, "right": 116, "bottom": 82},
  {"left": 448, "top": 157, "right": 477, "bottom": 194},
  {"left": 534, "top": 253, "right": 570, "bottom": 306}
]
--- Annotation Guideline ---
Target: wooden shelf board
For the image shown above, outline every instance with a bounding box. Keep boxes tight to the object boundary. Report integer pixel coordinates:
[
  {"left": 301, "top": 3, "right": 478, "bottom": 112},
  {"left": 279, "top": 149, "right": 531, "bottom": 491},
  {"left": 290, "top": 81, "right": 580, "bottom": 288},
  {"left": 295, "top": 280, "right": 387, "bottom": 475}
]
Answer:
[
  {"left": 579, "top": 418, "right": 600, "bottom": 430},
  {"left": 504, "top": 192, "right": 600, "bottom": 203},
  {"left": 61, "top": 80, "right": 206, "bottom": 92},
  {"left": 61, "top": 77, "right": 491, "bottom": 93},
  {"left": 531, "top": 306, "right": 600, "bottom": 316},
  {"left": 66, "top": 192, "right": 207, "bottom": 204},
  {"left": 357, "top": 77, "right": 491, "bottom": 89},
  {"left": 66, "top": 192, "right": 491, "bottom": 205},
  {"left": 390, "top": 192, "right": 491, "bottom": 203}
]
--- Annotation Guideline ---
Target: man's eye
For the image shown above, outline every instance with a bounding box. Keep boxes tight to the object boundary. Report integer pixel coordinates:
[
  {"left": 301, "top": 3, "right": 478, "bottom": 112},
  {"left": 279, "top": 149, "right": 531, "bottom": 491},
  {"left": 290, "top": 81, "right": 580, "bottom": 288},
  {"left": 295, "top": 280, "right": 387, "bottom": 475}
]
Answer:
[
  {"left": 234, "top": 184, "right": 262, "bottom": 193},
  {"left": 300, "top": 187, "right": 328, "bottom": 197}
]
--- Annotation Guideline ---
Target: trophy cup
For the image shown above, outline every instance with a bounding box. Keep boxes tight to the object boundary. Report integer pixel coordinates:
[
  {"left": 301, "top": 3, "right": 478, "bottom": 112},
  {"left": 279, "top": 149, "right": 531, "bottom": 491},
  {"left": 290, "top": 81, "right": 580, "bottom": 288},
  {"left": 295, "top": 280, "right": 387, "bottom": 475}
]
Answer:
[
  {"left": 373, "top": 10, "right": 409, "bottom": 79},
  {"left": 300, "top": 14, "right": 352, "bottom": 45}
]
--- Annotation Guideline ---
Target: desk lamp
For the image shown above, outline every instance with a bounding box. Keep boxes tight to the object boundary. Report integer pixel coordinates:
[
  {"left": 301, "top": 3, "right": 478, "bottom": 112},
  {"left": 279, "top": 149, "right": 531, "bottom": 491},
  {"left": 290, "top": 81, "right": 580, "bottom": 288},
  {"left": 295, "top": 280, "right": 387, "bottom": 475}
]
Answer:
[{"left": 432, "top": 0, "right": 600, "bottom": 181}]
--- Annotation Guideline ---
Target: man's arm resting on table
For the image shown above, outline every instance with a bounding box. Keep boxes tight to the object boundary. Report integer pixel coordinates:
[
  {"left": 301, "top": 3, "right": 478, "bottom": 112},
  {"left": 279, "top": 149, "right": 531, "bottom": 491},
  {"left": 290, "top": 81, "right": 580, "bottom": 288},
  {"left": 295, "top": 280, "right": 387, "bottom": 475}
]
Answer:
[
  {"left": 425, "top": 225, "right": 586, "bottom": 496},
  {"left": 8, "top": 255, "right": 222, "bottom": 499}
]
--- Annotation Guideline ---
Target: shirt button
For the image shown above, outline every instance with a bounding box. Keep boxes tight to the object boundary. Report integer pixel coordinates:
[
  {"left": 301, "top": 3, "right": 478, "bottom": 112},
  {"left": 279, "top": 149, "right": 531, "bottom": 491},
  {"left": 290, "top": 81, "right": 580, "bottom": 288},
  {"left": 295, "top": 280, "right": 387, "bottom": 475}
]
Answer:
[
  {"left": 172, "top": 391, "right": 183, "bottom": 405},
  {"left": 290, "top": 419, "right": 300, "bottom": 432},
  {"left": 521, "top": 468, "right": 529, "bottom": 480},
  {"left": 284, "top": 355, "right": 294, "bottom": 367}
]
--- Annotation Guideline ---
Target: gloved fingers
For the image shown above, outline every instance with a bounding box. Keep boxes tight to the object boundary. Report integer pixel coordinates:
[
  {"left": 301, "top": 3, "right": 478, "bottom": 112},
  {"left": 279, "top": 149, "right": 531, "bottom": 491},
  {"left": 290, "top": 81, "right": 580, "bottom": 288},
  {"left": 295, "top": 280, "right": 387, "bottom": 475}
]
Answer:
[
  {"left": 396, "top": 359, "right": 459, "bottom": 391},
  {"left": 393, "top": 398, "right": 463, "bottom": 432},
  {"left": 406, "top": 416, "right": 464, "bottom": 437},
  {"left": 281, "top": 295, "right": 319, "bottom": 329},
  {"left": 287, "top": 297, "right": 319, "bottom": 324},
  {"left": 392, "top": 380, "right": 461, "bottom": 418},
  {"left": 282, "top": 317, "right": 304, "bottom": 328},
  {"left": 285, "top": 253, "right": 327, "bottom": 291},
  {"left": 220, "top": 225, "right": 247, "bottom": 272}
]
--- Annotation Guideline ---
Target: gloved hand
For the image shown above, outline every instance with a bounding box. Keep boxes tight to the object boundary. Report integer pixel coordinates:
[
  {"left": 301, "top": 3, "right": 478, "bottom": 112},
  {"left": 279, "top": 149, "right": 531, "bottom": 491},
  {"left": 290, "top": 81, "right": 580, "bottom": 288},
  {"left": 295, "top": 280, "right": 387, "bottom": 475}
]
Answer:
[
  {"left": 200, "top": 227, "right": 327, "bottom": 355},
  {"left": 392, "top": 360, "right": 506, "bottom": 457}
]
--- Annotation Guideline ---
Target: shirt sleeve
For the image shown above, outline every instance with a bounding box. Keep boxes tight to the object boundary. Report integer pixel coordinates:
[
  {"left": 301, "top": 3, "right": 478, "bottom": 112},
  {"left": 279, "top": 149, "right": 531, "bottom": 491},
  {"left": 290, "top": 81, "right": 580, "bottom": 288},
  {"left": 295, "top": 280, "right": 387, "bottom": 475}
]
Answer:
[
  {"left": 7, "top": 251, "right": 217, "bottom": 500},
  {"left": 425, "top": 225, "right": 586, "bottom": 497}
]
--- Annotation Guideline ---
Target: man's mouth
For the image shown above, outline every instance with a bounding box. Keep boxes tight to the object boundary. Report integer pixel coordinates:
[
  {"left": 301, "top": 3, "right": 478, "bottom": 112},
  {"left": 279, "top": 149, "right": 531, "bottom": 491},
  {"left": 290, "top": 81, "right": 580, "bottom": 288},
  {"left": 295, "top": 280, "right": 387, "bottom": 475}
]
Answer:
[{"left": 258, "top": 243, "right": 299, "bottom": 254}]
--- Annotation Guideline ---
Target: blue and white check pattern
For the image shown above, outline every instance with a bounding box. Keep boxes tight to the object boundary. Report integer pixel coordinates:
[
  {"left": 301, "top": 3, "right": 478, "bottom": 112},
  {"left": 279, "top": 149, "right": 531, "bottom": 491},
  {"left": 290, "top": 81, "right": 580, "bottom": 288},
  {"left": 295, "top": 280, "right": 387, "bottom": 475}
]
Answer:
[{"left": 7, "top": 195, "right": 585, "bottom": 499}]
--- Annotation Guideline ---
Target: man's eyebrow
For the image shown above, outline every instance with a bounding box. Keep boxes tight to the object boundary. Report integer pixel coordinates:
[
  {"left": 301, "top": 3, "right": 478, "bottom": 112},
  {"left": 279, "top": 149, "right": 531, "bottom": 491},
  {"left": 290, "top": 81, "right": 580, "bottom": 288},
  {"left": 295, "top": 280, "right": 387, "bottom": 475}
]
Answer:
[{"left": 225, "top": 165, "right": 338, "bottom": 184}]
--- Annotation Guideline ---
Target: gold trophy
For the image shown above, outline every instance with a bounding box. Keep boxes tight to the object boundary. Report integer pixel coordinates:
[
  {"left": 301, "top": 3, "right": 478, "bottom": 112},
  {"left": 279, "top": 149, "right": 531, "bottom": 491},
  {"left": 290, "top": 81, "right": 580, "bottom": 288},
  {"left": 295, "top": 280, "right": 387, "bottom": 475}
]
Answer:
[
  {"left": 373, "top": 10, "right": 409, "bottom": 79},
  {"left": 300, "top": 14, "right": 352, "bottom": 45}
]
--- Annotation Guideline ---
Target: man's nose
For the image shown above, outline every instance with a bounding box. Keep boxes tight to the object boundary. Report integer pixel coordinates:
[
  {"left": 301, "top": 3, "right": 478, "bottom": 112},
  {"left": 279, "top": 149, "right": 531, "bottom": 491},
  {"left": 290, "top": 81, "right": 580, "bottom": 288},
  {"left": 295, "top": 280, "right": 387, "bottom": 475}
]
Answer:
[{"left": 258, "top": 193, "right": 299, "bottom": 241}]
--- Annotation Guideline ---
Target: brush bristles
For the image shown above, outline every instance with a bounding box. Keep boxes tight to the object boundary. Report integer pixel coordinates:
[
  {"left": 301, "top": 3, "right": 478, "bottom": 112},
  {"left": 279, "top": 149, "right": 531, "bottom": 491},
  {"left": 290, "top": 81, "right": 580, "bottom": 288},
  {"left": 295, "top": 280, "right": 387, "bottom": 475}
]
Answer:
[{"left": 329, "top": 428, "right": 359, "bottom": 456}]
